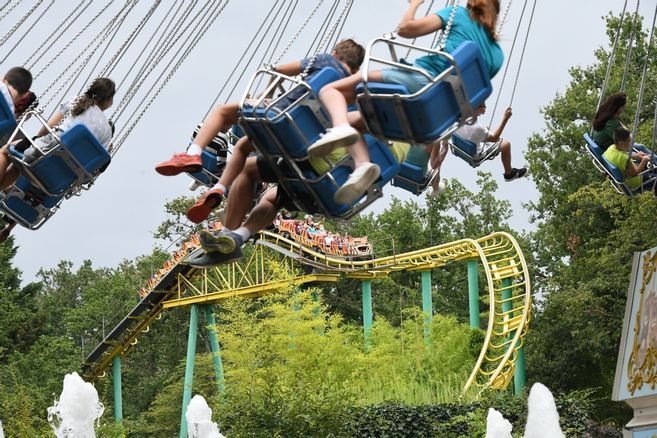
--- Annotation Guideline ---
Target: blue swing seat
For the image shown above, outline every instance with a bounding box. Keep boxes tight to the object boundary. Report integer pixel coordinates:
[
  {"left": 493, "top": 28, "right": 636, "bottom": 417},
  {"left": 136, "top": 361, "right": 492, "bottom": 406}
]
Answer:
[
  {"left": 240, "top": 67, "right": 400, "bottom": 218},
  {"left": 584, "top": 133, "right": 657, "bottom": 195},
  {"left": 0, "top": 92, "right": 17, "bottom": 137},
  {"left": 449, "top": 133, "right": 500, "bottom": 167},
  {"left": 356, "top": 41, "right": 492, "bottom": 144},
  {"left": 0, "top": 175, "right": 62, "bottom": 229},
  {"left": 391, "top": 160, "right": 428, "bottom": 194},
  {"left": 10, "top": 124, "right": 111, "bottom": 197}
]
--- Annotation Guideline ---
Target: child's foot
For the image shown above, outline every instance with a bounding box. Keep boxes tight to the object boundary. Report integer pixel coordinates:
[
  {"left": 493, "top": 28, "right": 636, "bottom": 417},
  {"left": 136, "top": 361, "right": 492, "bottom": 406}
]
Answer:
[
  {"left": 155, "top": 153, "right": 202, "bottom": 176},
  {"left": 186, "top": 188, "right": 225, "bottom": 223},
  {"left": 503, "top": 167, "right": 528, "bottom": 182},
  {"left": 199, "top": 228, "right": 244, "bottom": 254},
  {"left": 187, "top": 246, "right": 243, "bottom": 268},
  {"left": 334, "top": 162, "right": 381, "bottom": 205},
  {"left": 307, "top": 125, "right": 359, "bottom": 157}
]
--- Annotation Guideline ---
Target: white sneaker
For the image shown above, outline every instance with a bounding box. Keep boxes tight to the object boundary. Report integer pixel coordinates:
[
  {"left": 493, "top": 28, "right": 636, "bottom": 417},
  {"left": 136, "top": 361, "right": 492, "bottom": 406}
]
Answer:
[
  {"left": 334, "top": 162, "right": 381, "bottom": 205},
  {"left": 428, "top": 180, "right": 447, "bottom": 198},
  {"left": 307, "top": 125, "right": 359, "bottom": 157},
  {"left": 188, "top": 180, "right": 203, "bottom": 191}
]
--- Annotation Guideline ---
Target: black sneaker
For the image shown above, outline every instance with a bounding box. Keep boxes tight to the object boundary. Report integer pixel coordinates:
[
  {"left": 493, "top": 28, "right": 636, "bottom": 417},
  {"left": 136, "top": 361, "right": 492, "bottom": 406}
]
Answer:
[{"left": 504, "top": 167, "right": 528, "bottom": 182}]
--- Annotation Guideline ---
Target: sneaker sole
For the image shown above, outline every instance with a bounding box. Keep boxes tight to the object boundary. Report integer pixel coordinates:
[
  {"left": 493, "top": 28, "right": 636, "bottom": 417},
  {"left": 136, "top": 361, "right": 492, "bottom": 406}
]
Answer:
[
  {"left": 334, "top": 165, "right": 381, "bottom": 205},
  {"left": 307, "top": 131, "right": 359, "bottom": 157},
  {"left": 199, "top": 230, "right": 238, "bottom": 254},
  {"left": 186, "top": 193, "right": 223, "bottom": 224},
  {"left": 187, "top": 249, "right": 243, "bottom": 268},
  {"left": 155, "top": 163, "right": 202, "bottom": 176}
]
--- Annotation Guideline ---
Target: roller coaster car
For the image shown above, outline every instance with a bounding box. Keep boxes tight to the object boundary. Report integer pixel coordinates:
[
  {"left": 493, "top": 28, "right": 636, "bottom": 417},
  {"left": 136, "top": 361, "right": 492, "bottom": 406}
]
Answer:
[
  {"left": 449, "top": 133, "right": 500, "bottom": 168},
  {"left": 0, "top": 93, "right": 17, "bottom": 138},
  {"left": 584, "top": 133, "right": 657, "bottom": 196},
  {"left": 238, "top": 66, "right": 399, "bottom": 220},
  {"left": 0, "top": 109, "right": 110, "bottom": 229},
  {"left": 274, "top": 219, "right": 373, "bottom": 259},
  {"left": 356, "top": 38, "right": 492, "bottom": 145}
]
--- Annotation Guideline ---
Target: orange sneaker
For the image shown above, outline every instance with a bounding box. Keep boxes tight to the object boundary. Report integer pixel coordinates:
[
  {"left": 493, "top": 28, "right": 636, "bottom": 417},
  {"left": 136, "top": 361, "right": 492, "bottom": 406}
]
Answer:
[
  {"left": 155, "top": 153, "right": 202, "bottom": 176},
  {"left": 186, "top": 188, "right": 225, "bottom": 223}
]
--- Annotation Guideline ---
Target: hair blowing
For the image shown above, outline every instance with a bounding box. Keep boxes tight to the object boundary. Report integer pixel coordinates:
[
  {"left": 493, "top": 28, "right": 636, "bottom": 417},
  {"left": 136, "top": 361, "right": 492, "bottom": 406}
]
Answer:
[
  {"left": 593, "top": 92, "right": 627, "bottom": 132},
  {"left": 467, "top": 0, "right": 500, "bottom": 40},
  {"left": 71, "top": 77, "right": 116, "bottom": 116}
]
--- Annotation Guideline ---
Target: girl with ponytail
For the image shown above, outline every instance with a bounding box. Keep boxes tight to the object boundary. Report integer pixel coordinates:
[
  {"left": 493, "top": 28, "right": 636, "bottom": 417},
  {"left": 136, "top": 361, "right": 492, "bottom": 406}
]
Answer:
[
  {"left": 24, "top": 77, "right": 116, "bottom": 162},
  {"left": 305, "top": 0, "right": 505, "bottom": 206}
]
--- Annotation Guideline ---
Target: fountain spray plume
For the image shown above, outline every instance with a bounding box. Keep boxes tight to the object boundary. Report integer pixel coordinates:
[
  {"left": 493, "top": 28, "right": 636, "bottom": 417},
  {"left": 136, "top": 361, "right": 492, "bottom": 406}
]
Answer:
[
  {"left": 47, "top": 372, "right": 104, "bottom": 438},
  {"left": 186, "top": 395, "right": 225, "bottom": 438}
]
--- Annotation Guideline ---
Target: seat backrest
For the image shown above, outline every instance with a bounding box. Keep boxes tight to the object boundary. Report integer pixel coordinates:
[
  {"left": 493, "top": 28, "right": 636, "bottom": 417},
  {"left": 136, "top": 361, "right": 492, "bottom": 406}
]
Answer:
[
  {"left": 583, "top": 133, "right": 624, "bottom": 183},
  {"left": 0, "top": 93, "right": 17, "bottom": 137},
  {"left": 450, "top": 41, "right": 493, "bottom": 109},
  {"left": 452, "top": 133, "right": 477, "bottom": 157},
  {"left": 30, "top": 124, "right": 111, "bottom": 195}
]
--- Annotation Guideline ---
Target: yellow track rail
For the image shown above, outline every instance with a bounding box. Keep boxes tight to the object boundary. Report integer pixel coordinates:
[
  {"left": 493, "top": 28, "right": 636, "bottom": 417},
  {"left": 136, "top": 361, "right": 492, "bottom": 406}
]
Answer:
[{"left": 82, "top": 230, "right": 531, "bottom": 393}]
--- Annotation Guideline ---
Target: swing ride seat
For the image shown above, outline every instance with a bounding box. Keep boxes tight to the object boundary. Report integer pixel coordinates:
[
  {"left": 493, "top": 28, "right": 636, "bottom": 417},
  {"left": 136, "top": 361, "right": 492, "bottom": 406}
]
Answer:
[
  {"left": 186, "top": 124, "right": 241, "bottom": 188},
  {"left": 391, "top": 160, "right": 432, "bottom": 195},
  {"left": 0, "top": 175, "right": 62, "bottom": 229},
  {"left": 9, "top": 124, "right": 111, "bottom": 197},
  {"left": 356, "top": 40, "right": 492, "bottom": 144},
  {"left": 584, "top": 133, "right": 657, "bottom": 196},
  {"left": 449, "top": 132, "right": 500, "bottom": 167},
  {"left": 239, "top": 67, "right": 400, "bottom": 218},
  {"left": 0, "top": 92, "right": 17, "bottom": 137}
]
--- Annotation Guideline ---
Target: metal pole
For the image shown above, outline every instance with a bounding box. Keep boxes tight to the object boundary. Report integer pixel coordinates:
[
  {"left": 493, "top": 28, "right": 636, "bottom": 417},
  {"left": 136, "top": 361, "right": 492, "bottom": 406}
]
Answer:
[
  {"left": 180, "top": 304, "right": 199, "bottom": 438},
  {"left": 362, "top": 279, "right": 373, "bottom": 348},
  {"left": 501, "top": 278, "right": 526, "bottom": 394},
  {"left": 112, "top": 356, "right": 122, "bottom": 422},
  {"left": 204, "top": 305, "right": 225, "bottom": 395},
  {"left": 421, "top": 270, "right": 432, "bottom": 342},
  {"left": 467, "top": 260, "right": 480, "bottom": 329}
]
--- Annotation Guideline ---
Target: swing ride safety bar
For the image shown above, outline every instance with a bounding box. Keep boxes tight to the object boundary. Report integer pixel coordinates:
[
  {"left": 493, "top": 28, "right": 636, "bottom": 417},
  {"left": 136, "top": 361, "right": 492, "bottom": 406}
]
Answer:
[
  {"left": 81, "top": 228, "right": 531, "bottom": 395},
  {"left": 357, "top": 35, "right": 476, "bottom": 144}
]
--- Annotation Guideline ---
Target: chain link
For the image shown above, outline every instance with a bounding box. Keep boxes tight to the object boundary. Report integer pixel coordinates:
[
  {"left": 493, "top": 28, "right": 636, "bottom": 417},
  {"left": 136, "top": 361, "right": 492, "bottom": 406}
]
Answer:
[
  {"left": 0, "top": 0, "right": 45, "bottom": 46},
  {"left": 272, "top": 0, "right": 325, "bottom": 67},
  {"left": 1, "top": 0, "right": 54, "bottom": 64},
  {"left": 621, "top": 0, "right": 641, "bottom": 92},
  {"left": 0, "top": 0, "right": 21, "bottom": 24},
  {"left": 496, "top": 0, "right": 513, "bottom": 35},
  {"left": 114, "top": 1, "right": 231, "bottom": 153},
  {"left": 34, "top": 0, "right": 115, "bottom": 78}
]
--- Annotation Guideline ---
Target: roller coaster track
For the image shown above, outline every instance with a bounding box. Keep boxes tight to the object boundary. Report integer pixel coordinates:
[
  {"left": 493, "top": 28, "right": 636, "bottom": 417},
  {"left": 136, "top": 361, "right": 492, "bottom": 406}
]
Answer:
[{"left": 81, "top": 230, "right": 531, "bottom": 394}]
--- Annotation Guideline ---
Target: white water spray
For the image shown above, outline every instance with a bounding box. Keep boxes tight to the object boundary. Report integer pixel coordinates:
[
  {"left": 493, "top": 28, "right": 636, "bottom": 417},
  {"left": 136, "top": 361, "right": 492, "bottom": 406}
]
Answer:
[
  {"left": 185, "top": 395, "right": 224, "bottom": 438},
  {"left": 47, "top": 372, "right": 104, "bottom": 438},
  {"left": 524, "top": 383, "right": 565, "bottom": 438},
  {"left": 485, "top": 408, "right": 512, "bottom": 438}
]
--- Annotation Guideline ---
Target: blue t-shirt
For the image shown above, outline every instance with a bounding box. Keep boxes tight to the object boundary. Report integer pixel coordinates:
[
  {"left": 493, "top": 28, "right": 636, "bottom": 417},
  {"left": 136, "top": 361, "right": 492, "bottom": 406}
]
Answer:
[
  {"left": 280, "top": 53, "right": 350, "bottom": 107},
  {"left": 415, "top": 6, "right": 504, "bottom": 79}
]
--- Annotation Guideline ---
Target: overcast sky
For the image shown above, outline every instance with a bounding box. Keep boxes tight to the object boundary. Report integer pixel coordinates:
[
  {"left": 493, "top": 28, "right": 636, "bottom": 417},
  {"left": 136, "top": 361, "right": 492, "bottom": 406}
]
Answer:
[{"left": 0, "top": 0, "right": 651, "bottom": 285}]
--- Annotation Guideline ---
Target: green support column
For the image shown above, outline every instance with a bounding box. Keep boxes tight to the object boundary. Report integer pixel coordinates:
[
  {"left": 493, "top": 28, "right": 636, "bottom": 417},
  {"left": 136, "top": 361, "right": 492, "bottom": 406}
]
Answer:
[
  {"left": 467, "top": 260, "right": 480, "bottom": 329},
  {"left": 361, "top": 280, "right": 373, "bottom": 347},
  {"left": 204, "top": 305, "right": 225, "bottom": 395},
  {"left": 501, "top": 278, "right": 526, "bottom": 394},
  {"left": 180, "top": 304, "right": 199, "bottom": 438},
  {"left": 421, "top": 270, "right": 432, "bottom": 342},
  {"left": 112, "top": 356, "right": 122, "bottom": 422}
]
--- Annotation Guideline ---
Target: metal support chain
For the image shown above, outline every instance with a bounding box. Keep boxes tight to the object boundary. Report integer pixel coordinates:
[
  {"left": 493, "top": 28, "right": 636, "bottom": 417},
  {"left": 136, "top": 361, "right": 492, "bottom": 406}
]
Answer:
[
  {"left": 621, "top": 0, "right": 641, "bottom": 92},
  {"left": 0, "top": 0, "right": 22, "bottom": 24},
  {"left": 272, "top": 0, "right": 325, "bottom": 67},
  {"left": 23, "top": 0, "right": 90, "bottom": 68},
  {"left": 597, "top": 0, "right": 629, "bottom": 112},
  {"left": 111, "top": 0, "right": 199, "bottom": 121},
  {"left": 508, "top": 0, "right": 536, "bottom": 107},
  {"left": 113, "top": 1, "right": 231, "bottom": 153},
  {"left": 631, "top": 3, "right": 657, "bottom": 143},
  {"left": 0, "top": 0, "right": 46, "bottom": 46},
  {"left": 496, "top": 0, "right": 513, "bottom": 34},
  {"left": 1, "top": 0, "right": 54, "bottom": 63},
  {"left": 34, "top": 0, "right": 115, "bottom": 78}
]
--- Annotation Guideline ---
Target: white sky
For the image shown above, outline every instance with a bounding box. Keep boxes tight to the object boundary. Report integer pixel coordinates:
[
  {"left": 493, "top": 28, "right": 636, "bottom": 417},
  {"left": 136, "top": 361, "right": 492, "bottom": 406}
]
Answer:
[{"left": 0, "top": 0, "right": 651, "bottom": 284}]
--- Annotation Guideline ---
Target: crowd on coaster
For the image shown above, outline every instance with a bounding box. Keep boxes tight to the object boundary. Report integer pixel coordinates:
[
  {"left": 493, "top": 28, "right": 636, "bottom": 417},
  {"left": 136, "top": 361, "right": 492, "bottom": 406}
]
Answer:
[{"left": 274, "top": 214, "right": 373, "bottom": 257}]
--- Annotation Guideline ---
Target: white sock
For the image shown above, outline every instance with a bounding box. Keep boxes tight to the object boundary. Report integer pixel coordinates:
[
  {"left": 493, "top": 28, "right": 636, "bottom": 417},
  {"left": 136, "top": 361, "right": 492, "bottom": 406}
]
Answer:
[
  {"left": 212, "top": 182, "right": 227, "bottom": 193},
  {"left": 334, "top": 123, "right": 350, "bottom": 129},
  {"left": 187, "top": 143, "right": 203, "bottom": 156},
  {"left": 235, "top": 226, "right": 251, "bottom": 242}
]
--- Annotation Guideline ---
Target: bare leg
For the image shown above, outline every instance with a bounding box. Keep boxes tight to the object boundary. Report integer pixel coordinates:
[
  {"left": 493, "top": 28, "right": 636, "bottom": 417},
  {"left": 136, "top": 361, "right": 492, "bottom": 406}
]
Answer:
[
  {"left": 319, "top": 70, "right": 383, "bottom": 128},
  {"left": 194, "top": 102, "right": 240, "bottom": 149},
  {"left": 499, "top": 140, "right": 512, "bottom": 174},
  {"left": 0, "top": 166, "right": 19, "bottom": 190},
  {"left": 223, "top": 157, "right": 261, "bottom": 230},
  {"left": 347, "top": 110, "right": 365, "bottom": 132},
  {"left": 0, "top": 146, "right": 12, "bottom": 182},
  {"left": 217, "top": 136, "right": 255, "bottom": 189},
  {"left": 243, "top": 188, "right": 279, "bottom": 235}
]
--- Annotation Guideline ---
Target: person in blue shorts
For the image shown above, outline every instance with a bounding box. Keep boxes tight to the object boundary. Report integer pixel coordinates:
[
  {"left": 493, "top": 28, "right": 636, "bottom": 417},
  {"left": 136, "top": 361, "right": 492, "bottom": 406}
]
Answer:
[
  {"left": 306, "top": 0, "right": 504, "bottom": 205},
  {"left": 154, "top": 39, "right": 365, "bottom": 223}
]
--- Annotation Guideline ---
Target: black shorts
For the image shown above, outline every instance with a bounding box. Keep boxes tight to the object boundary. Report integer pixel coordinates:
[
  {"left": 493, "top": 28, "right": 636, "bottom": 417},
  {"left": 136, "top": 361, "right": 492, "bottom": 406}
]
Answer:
[{"left": 255, "top": 154, "right": 321, "bottom": 213}]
